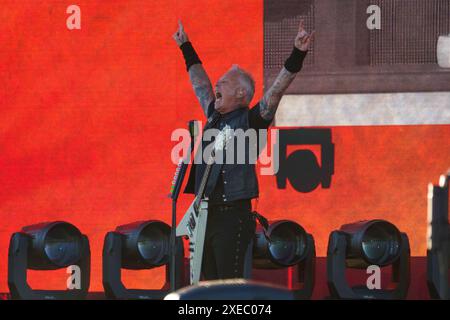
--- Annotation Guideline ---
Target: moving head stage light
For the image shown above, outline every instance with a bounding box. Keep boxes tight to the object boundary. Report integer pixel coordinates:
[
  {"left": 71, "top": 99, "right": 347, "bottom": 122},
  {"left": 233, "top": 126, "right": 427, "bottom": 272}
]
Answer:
[
  {"left": 8, "top": 221, "right": 90, "bottom": 300},
  {"left": 102, "top": 220, "right": 184, "bottom": 299},
  {"left": 246, "top": 219, "right": 315, "bottom": 299},
  {"left": 327, "top": 219, "right": 410, "bottom": 300},
  {"left": 427, "top": 172, "right": 450, "bottom": 300}
]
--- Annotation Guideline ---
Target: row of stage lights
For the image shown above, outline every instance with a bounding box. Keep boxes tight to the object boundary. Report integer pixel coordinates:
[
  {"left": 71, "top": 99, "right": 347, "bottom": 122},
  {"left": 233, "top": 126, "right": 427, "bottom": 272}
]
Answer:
[{"left": 7, "top": 172, "right": 449, "bottom": 300}]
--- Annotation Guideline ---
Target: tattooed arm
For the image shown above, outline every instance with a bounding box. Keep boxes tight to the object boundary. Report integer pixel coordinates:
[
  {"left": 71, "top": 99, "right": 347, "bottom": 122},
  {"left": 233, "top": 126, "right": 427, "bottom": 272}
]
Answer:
[
  {"left": 260, "top": 68, "right": 297, "bottom": 120},
  {"left": 187, "top": 64, "right": 215, "bottom": 115},
  {"left": 260, "top": 20, "right": 315, "bottom": 121},
  {"left": 173, "top": 20, "right": 214, "bottom": 116}
]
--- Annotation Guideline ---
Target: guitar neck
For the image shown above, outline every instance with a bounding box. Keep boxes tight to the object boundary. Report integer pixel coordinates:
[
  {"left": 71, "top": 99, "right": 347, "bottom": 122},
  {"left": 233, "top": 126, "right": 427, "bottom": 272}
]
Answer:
[
  {"left": 194, "top": 152, "right": 216, "bottom": 209},
  {"left": 193, "top": 124, "right": 231, "bottom": 210}
]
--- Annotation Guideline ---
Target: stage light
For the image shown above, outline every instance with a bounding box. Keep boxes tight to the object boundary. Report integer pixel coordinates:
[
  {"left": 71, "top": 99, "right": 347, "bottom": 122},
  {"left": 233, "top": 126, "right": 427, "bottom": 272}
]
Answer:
[
  {"left": 327, "top": 219, "right": 410, "bottom": 300},
  {"left": 117, "top": 220, "right": 171, "bottom": 269},
  {"left": 164, "top": 279, "right": 295, "bottom": 300},
  {"left": 8, "top": 221, "right": 90, "bottom": 300},
  {"left": 341, "top": 220, "right": 402, "bottom": 268},
  {"left": 427, "top": 171, "right": 449, "bottom": 300},
  {"left": 246, "top": 219, "right": 315, "bottom": 299},
  {"left": 23, "top": 222, "right": 83, "bottom": 269},
  {"left": 102, "top": 220, "right": 184, "bottom": 299},
  {"left": 253, "top": 220, "right": 308, "bottom": 268}
]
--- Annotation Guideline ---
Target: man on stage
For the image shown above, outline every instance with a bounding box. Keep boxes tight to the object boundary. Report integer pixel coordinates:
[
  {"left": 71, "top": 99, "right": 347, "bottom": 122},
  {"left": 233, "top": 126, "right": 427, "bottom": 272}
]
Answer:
[{"left": 173, "top": 20, "right": 314, "bottom": 280}]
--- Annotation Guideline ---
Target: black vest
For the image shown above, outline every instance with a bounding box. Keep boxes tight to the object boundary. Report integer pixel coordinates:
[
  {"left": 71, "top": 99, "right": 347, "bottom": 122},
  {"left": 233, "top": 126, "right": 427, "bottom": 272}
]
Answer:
[{"left": 184, "top": 107, "right": 259, "bottom": 202}]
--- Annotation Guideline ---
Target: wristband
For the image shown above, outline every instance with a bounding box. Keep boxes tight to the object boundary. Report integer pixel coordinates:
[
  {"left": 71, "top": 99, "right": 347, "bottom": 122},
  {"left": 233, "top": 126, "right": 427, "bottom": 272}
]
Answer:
[
  {"left": 180, "top": 41, "right": 202, "bottom": 71},
  {"left": 284, "top": 46, "right": 308, "bottom": 73}
]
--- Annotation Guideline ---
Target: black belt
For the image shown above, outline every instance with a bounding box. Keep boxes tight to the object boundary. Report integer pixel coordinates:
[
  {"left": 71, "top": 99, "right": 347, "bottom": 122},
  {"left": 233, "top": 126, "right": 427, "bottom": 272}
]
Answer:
[{"left": 208, "top": 199, "right": 251, "bottom": 209}]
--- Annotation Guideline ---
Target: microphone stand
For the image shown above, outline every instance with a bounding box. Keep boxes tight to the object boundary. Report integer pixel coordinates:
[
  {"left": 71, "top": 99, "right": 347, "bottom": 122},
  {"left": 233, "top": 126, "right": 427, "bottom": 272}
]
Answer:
[{"left": 169, "top": 120, "right": 198, "bottom": 292}]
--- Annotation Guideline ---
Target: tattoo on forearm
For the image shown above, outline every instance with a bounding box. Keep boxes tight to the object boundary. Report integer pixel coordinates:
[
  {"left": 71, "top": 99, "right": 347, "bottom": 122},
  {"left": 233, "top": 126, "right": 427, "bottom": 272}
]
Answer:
[
  {"left": 188, "top": 64, "right": 215, "bottom": 115},
  {"left": 260, "top": 67, "right": 297, "bottom": 120}
]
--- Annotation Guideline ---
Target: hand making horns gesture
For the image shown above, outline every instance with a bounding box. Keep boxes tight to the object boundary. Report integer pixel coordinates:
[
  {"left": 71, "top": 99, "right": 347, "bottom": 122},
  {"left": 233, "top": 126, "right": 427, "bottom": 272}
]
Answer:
[{"left": 295, "top": 19, "right": 315, "bottom": 51}]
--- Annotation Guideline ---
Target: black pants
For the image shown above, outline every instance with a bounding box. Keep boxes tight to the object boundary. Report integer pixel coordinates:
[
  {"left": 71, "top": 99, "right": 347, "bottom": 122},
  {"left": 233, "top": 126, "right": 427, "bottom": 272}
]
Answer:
[{"left": 201, "top": 200, "right": 256, "bottom": 280}]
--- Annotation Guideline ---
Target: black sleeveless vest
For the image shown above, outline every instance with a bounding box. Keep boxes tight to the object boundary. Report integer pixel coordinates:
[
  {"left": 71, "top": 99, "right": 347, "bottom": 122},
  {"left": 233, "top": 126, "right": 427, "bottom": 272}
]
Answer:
[{"left": 184, "top": 106, "right": 259, "bottom": 202}]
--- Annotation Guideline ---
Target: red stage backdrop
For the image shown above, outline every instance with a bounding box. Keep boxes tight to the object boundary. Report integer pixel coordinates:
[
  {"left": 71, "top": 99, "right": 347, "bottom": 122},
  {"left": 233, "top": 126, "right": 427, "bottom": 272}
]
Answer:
[{"left": 0, "top": 1, "right": 449, "bottom": 293}]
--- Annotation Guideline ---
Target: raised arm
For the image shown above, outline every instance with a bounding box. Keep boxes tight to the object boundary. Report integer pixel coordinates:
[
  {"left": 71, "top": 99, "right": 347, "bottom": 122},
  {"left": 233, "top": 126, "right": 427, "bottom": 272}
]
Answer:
[
  {"left": 259, "top": 21, "right": 314, "bottom": 120},
  {"left": 173, "top": 21, "right": 214, "bottom": 116}
]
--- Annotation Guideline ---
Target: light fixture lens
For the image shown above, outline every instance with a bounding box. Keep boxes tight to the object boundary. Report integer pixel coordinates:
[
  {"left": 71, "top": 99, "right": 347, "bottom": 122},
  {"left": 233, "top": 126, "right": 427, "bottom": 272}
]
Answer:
[
  {"left": 268, "top": 221, "right": 307, "bottom": 266},
  {"left": 115, "top": 220, "right": 171, "bottom": 269},
  {"left": 361, "top": 222, "right": 401, "bottom": 265},
  {"left": 44, "top": 223, "right": 82, "bottom": 267},
  {"left": 137, "top": 223, "right": 169, "bottom": 266}
]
